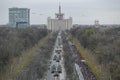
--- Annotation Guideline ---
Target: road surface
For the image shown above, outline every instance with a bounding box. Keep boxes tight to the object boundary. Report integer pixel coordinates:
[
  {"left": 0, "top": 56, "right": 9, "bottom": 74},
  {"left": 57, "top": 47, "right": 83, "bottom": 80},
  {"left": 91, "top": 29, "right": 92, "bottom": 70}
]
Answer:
[{"left": 46, "top": 31, "right": 66, "bottom": 80}]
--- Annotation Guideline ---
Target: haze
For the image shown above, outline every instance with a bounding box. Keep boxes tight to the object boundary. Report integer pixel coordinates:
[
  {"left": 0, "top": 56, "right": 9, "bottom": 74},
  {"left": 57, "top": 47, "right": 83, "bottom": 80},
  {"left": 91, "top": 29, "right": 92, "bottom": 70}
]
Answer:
[{"left": 0, "top": 0, "right": 120, "bottom": 24}]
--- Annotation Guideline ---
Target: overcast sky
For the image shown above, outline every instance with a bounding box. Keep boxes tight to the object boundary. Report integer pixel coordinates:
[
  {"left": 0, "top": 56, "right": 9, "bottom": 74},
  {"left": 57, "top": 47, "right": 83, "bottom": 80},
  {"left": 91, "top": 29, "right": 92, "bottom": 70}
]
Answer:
[{"left": 0, "top": 0, "right": 120, "bottom": 24}]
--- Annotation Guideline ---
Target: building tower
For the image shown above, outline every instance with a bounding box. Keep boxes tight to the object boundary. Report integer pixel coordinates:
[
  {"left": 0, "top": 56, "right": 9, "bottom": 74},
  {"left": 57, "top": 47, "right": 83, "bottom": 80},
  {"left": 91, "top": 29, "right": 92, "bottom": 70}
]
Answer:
[
  {"left": 9, "top": 7, "right": 30, "bottom": 28},
  {"left": 55, "top": 3, "right": 64, "bottom": 20}
]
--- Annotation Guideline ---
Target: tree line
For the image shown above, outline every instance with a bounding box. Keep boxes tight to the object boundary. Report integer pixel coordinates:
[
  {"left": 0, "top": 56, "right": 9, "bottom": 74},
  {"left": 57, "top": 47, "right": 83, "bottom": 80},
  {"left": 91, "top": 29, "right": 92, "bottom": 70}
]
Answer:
[
  {"left": 70, "top": 27, "right": 120, "bottom": 80},
  {"left": 0, "top": 27, "right": 48, "bottom": 70}
]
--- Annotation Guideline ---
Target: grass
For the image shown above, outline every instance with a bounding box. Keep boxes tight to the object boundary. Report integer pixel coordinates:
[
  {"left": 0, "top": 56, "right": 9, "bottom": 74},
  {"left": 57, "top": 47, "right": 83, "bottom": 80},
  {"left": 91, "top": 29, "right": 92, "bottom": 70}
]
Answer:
[{"left": 0, "top": 33, "right": 52, "bottom": 80}]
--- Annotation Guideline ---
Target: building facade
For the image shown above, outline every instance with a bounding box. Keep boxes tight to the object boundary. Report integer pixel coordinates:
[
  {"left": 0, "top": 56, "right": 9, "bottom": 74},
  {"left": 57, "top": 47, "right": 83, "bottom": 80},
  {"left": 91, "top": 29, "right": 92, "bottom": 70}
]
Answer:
[
  {"left": 47, "top": 4, "right": 72, "bottom": 31},
  {"left": 94, "top": 20, "right": 99, "bottom": 28},
  {"left": 9, "top": 7, "right": 30, "bottom": 28}
]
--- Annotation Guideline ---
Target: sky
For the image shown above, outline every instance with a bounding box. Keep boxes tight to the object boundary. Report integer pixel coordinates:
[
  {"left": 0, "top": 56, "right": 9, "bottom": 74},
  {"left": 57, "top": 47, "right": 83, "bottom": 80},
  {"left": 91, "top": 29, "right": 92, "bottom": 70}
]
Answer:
[{"left": 0, "top": 0, "right": 120, "bottom": 24}]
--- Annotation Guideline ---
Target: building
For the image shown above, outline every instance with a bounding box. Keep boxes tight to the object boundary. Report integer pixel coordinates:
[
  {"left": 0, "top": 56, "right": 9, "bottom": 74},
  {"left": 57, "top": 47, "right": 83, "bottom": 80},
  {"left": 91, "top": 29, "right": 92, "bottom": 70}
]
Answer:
[
  {"left": 9, "top": 7, "right": 30, "bottom": 28},
  {"left": 94, "top": 20, "right": 99, "bottom": 28},
  {"left": 47, "top": 4, "right": 72, "bottom": 31}
]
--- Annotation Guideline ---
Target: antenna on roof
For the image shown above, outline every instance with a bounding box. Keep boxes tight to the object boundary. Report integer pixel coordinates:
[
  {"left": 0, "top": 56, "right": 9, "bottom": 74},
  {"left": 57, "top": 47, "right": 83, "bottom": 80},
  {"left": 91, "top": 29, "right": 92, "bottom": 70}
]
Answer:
[{"left": 59, "top": 2, "right": 61, "bottom": 14}]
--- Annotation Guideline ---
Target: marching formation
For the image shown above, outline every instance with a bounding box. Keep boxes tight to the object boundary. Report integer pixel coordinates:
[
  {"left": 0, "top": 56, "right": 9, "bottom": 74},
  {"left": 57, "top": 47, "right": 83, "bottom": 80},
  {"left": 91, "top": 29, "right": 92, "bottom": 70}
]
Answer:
[{"left": 46, "top": 31, "right": 66, "bottom": 80}]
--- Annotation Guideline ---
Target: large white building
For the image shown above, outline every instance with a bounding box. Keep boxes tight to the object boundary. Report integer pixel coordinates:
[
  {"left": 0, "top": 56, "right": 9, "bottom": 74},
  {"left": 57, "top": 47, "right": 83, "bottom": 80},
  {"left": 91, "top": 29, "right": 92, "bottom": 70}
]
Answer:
[
  {"left": 47, "top": 4, "right": 72, "bottom": 31},
  {"left": 9, "top": 7, "right": 30, "bottom": 28}
]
